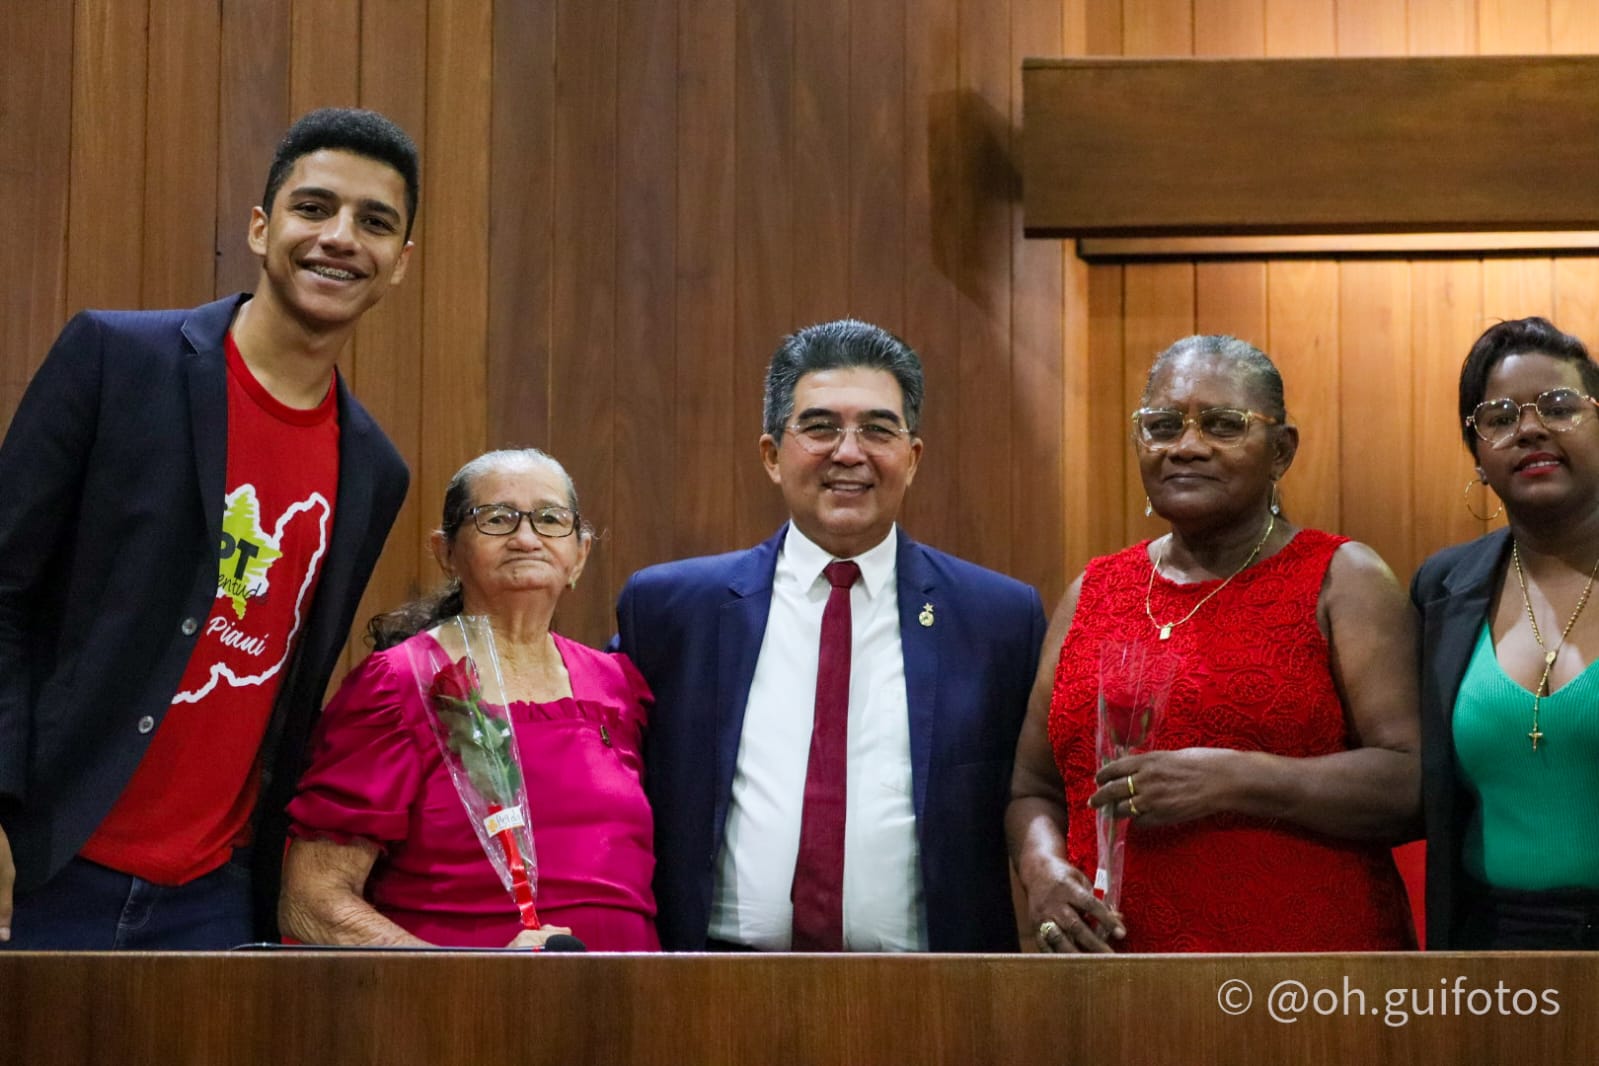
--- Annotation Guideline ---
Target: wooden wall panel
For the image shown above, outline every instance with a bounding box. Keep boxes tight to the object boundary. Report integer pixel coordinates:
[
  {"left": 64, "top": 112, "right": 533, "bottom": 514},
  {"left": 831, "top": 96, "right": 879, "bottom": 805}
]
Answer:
[
  {"left": 0, "top": 3, "right": 72, "bottom": 414},
  {"left": 612, "top": 0, "right": 679, "bottom": 619},
  {"left": 343, "top": 0, "right": 431, "bottom": 669},
  {"left": 143, "top": 2, "right": 219, "bottom": 311},
  {"left": 418, "top": 0, "right": 492, "bottom": 601},
  {"left": 66, "top": 0, "right": 147, "bottom": 314},
  {"left": 548, "top": 0, "right": 618, "bottom": 643},
  {"left": 677, "top": 0, "right": 744, "bottom": 559},
  {"left": 17, "top": 0, "right": 1599, "bottom": 661},
  {"left": 1410, "top": 261, "right": 1487, "bottom": 566},
  {"left": 899, "top": 0, "right": 961, "bottom": 553},
  {"left": 953, "top": 0, "right": 1018, "bottom": 573},
  {"left": 1009, "top": 0, "right": 1066, "bottom": 608},
  {"left": 1121, "top": 263, "right": 1194, "bottom": 544},
  {"left": 215, "top": 0, "right": 290, "bottom": 298},
  {"left": 849, "top": 0, "right": 907, "bottom": 333}
]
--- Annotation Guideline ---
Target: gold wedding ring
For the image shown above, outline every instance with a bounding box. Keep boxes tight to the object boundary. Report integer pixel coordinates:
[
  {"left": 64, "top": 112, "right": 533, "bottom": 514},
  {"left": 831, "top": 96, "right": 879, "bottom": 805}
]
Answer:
[
  {"left": 1126, "top": 775, "right": 1137, "bottom": 798},
  {"left": 1128, "top": 796, "right": 1141, "bottom": 817}
]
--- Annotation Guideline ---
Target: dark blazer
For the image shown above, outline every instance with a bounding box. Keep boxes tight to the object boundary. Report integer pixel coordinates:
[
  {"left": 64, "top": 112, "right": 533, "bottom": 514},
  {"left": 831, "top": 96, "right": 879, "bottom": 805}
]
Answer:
[
  {"left": 616, "top": 525, "right": 1047, "bottom": 952},
  {"left": 0, "top": 294, "right": 409, "bottom": 935},
  {"left": 1410, "top": 528, "right": 1510, "bottom": 950}
]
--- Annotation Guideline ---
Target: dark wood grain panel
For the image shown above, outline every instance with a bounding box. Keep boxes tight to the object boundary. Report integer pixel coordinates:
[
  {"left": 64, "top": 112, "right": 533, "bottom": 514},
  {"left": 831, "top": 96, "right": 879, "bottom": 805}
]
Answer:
[
  {"left": 898, "top": 0, "right": 961, "bottom": 553},
  {"left": 2, "top": 952, "right": 1594, "bottom": 1065},
  {"left": 1120, "top": 262, "right": 1195, "bottom": 543},
  {"left": 418, "top": 0, "right": 492, "bottom": 592},
  {"left": 1409, "top": 260, "right": 1486, "bottom": 574},
  {"left": 1023, "top": 55, "right": 1599, "bottom": 235},
  {"left": 548, "top": 0, "right": 618, "bottom": 646},
  {"left": 1267, "top": 260, "right": 1341, "bottom": 535},
  {"left": 1337, "top": 262, "right": 1414, "bottom": 575},
  {"left": 142, "top": 2, "right": 220, "bottom": 311},
  {"left": 65, "top": 0, "right": 148, "bottom": 313},
  {"left": 1008, "top": 0, "right": 1066, "bottom": 607},
  {"left": 848, "top": 0, "right": 907, "bottom": 333},
  {"left": 0, "top": 2, "right": 72, "bottom": 422},
  {"left": 952, "top": 0, "right": 1016, "bottom": 572},
  {"left": 289, "top": 0, "right": 360, "bottom": 113},
  {"left": 486, "top": 0, "right": 554, "bottom": 456},
  {"left": 791, "top": 0, "right": 850, "bottom": 325},
  {"left": 341, "top": 0, "right": 432, "bottom": 672},
  {"left": 215, "top": 0, "right": 290, "bottom": 298},
  {"left": 612, "top": 0, "right": 679, "bottom": 606},
  {"left": 678, "top": 0, "right": 748, "bottom": 556}
]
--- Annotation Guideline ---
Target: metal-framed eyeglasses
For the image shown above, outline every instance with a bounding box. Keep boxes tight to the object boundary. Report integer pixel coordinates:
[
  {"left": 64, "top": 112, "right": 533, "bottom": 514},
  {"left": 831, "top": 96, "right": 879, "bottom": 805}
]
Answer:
[
  {"left": 1131, "top": 407, "right": 1281, "bottom": 450},
  {"left": 1466, "top": 388, "right": 1599, "bottom": 447},
  {"left": 467, "top": 504, "right": 580, "bottom": 538},
  {"left": 785, "top": 419, "right": 915, "bottom": 456}
]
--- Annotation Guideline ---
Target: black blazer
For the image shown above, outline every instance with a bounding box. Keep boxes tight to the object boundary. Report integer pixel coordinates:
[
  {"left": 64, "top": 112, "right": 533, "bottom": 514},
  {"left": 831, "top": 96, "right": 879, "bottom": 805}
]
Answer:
[
  {"left": 1410, "top": 528, "right": 1510, "bottom": 950},
  {"left": 616, "top": 525, "right": 1047, "bottom": 952},
  {"left": 0, "top": 294, "right": 409, "bottom": 935}
]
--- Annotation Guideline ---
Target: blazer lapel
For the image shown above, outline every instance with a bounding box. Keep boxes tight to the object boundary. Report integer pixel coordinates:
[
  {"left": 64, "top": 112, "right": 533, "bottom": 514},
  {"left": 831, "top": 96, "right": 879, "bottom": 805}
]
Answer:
[
  {"left": 1423, "top": 529, "right": 1509, "bottom": 721},
  {"left": 180, "top": 296, "right": 246, "bottom": 541},
  {"left": 896, "top": 529, "right": 938, "bottom": 822},
  {"left": 711, "top": 528, "right": 784, "bottom": 840}
]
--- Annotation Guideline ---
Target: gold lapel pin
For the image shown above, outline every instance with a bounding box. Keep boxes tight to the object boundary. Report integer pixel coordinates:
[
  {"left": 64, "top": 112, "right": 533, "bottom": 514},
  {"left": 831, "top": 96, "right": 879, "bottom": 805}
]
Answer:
[{"left": 918, "top": 602, "right": 935, "bottom": 627}]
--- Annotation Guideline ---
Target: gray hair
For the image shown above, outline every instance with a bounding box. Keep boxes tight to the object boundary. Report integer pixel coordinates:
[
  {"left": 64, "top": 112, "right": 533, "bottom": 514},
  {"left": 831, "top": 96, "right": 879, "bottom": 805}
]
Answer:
[
  {"left": 438, "top": 448, "right": 582, "bottom": 541},
  {"left": 1142, "top": 334, "right": 1286, "bottom": 421},
  {"left": 366, "top": 447, "right": 585, "bottom": 649},
  {"left": 762, "top": 319, "right": 926, "bottom": 437}
]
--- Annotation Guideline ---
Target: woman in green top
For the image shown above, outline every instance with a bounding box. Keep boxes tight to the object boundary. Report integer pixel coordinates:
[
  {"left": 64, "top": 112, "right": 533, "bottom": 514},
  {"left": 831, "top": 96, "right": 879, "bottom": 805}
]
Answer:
[{"left": 1413, "top": 316, "right": 1599, "bottom": 949}]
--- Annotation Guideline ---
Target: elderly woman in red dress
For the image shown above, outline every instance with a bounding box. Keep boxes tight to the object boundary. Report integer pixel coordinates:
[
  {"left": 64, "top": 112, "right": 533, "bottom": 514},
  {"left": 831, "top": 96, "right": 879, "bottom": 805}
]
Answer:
[{"left": 1007, "top": 335, "right": 1419, "bottom": 953}]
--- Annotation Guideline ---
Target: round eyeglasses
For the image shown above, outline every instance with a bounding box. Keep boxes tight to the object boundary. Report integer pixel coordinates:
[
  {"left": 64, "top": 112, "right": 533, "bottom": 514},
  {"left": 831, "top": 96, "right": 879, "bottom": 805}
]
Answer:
[
  {"left": 468, "top": 504, "right": 579, "bottom": 538},
  {"left": 1131, "top": 407, "right": 1280, "bottom": 450},
  {"left": 785, "top": 420, "right": 914, "bottom": 456},
  {"left": 1467, "top": 388, "right": 1599, "bottom": 447}
]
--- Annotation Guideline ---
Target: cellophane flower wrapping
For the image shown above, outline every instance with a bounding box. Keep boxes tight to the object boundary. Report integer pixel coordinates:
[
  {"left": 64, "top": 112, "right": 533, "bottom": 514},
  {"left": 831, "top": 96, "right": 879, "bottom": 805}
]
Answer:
[{"left": 403, "top": 614, "right": 540, "bottom": 925}]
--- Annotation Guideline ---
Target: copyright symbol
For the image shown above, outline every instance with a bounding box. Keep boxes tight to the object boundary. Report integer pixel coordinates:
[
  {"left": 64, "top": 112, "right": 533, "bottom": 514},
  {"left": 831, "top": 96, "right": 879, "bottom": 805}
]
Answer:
[{"left": 1217, "top": 979, "right": 1253, "bottom": 1016}]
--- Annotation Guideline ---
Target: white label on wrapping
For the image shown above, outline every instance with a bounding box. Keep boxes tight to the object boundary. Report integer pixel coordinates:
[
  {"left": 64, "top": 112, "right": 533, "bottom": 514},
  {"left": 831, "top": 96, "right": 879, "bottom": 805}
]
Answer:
[
  {"left": 484, "top": 808, "right": 526, "bottom": 835},
  {"left": 1093, "top": 867, "right": 1108, "bottom": 893}
]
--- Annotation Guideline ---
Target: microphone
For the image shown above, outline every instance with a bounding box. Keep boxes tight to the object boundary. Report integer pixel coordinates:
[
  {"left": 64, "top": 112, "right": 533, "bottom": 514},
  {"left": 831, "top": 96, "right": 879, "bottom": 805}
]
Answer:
[{"left": 537, "top": 933, "right": 588, "bottom": 952}]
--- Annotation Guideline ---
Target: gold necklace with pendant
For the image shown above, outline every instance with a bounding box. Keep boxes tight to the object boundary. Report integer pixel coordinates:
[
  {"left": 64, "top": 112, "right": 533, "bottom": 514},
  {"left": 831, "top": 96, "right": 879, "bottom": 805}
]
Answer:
[
  {"left": 1511, "top": 540, "right": 1599, "bottom": 752},
  {"left": 1144, "top": 512, "right": 1275, "bottom": 641}
]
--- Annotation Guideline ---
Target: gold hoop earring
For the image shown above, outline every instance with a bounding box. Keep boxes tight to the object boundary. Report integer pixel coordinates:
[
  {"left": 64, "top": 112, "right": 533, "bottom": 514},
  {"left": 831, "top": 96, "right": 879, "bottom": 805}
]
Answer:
[
  {"left": 1143, "top": 496, "right": 1153, "bottom": 518},
  {"left": 1269, "top": 482, "right": 1282, "bottom": 516},
  {"left": 1463, "top": 477, "right": 1503, "bottom": 522}
]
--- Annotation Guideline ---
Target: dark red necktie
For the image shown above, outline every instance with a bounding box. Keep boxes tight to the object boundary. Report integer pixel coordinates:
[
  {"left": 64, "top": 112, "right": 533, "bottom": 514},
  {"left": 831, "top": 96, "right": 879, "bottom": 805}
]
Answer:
[{"left": 791, "top": 559, "right": 860, "bottom": 951}]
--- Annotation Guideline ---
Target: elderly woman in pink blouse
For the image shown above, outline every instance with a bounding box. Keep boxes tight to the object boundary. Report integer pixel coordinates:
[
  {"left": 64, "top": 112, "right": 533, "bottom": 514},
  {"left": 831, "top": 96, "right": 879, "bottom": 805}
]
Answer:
[{"left": 280, "top": 448, "right": 656, "bottom": 950}]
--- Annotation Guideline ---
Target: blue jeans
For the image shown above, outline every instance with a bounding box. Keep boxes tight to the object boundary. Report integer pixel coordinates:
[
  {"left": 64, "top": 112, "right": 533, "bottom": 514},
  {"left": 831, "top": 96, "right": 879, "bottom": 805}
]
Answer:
[{"left": 3, "top": 853, "right": 254, "bottom": 950}]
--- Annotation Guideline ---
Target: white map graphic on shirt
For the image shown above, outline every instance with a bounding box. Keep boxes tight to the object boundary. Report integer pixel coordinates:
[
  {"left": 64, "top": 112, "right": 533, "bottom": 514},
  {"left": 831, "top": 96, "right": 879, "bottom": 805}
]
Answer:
[{"left": 170, "top": 486, "right": 331, "bottom": 704}]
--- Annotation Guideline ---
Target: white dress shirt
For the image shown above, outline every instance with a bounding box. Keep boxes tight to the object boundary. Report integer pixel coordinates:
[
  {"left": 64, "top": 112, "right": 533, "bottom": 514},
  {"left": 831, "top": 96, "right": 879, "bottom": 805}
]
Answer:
[{"left": 707, "top": 524, "right": 926, "bottom": 951}]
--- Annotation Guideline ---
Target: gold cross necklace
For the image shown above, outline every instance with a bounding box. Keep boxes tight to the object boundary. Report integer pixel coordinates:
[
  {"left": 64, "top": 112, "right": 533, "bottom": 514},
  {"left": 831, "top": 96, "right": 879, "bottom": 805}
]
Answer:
[
  {"left": 1145, "top": 512, "right": 1276, "bottom": 641},
  {"left": 1510, "top": 540, "right": 1599, "bottom": 751}
]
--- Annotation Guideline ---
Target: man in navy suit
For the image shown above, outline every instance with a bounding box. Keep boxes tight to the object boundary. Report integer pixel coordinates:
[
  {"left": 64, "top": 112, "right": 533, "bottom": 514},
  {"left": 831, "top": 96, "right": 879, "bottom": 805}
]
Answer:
[
  {"left": 0, "top": 109, "right": 415, "bottom": 948},
  {"left": 616, "top": 320, "right": 1046, "bottom": 952}
]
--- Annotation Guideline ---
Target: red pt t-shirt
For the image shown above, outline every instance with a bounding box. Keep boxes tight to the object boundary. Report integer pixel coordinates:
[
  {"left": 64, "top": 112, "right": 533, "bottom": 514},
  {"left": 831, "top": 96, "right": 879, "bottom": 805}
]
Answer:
[{"left": 82, "top": 334, "right": 341, "bottom": 884}]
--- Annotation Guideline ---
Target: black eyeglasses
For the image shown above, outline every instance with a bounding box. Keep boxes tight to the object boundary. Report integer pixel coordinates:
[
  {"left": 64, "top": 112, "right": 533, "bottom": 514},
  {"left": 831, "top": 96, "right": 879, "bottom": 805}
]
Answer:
[
  {"left": 1467, "top": 388, "right": 1599, "bottom": 447},
  {"left": 467, "top": 504, "right": 579, "bottom": 538}
]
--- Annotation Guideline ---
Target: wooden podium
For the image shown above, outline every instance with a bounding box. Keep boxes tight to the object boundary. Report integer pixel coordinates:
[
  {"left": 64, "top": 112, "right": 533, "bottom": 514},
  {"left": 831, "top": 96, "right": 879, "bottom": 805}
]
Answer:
[{"left": 1, "top": 951, "right": 1593, "bottom": 1063}]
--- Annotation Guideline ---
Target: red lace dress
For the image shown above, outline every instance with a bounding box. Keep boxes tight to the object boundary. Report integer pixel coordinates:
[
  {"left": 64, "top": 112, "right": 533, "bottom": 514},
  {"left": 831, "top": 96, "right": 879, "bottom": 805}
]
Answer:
[{"left": 1047, "top": 529, "right": 1414, "bottom": 952}]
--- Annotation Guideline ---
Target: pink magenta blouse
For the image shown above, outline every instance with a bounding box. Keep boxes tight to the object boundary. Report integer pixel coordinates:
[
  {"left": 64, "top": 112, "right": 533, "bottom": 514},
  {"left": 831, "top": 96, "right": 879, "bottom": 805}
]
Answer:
[{"left": 288, "top": 630, "right": 658, "bottom": 950}]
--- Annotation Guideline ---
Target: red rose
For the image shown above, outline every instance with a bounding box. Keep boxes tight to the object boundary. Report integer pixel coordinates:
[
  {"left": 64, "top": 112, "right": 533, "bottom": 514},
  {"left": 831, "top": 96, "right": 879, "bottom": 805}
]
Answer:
[{"left": 429, "top": 655, "right": 480, "bottom": 706}]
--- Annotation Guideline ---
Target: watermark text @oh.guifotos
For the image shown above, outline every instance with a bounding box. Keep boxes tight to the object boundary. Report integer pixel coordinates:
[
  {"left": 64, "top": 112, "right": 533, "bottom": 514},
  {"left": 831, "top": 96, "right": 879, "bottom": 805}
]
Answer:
[{"left": 1215, "top": 975, "right": 1560, "bottom": 1027}]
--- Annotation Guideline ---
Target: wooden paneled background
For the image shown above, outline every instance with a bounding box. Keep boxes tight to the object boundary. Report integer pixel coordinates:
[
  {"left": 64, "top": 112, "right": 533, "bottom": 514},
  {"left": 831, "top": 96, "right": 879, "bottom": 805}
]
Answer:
[{"left": 5, "top": 0, "right": 1597, "bottom": 674}]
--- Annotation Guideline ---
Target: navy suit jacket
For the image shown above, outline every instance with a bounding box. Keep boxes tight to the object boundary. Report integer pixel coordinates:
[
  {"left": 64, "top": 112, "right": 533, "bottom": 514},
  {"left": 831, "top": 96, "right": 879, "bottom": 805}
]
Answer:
[
  {"left": 0, "top": 294, "right": 409, "bottom": 935},
  {"left": 1410, "top": 528, "right": 1510, "bottom": 950},
  {"left": 616, "top": 525, "right": 1046, "bottom": 952}
]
